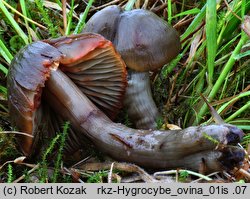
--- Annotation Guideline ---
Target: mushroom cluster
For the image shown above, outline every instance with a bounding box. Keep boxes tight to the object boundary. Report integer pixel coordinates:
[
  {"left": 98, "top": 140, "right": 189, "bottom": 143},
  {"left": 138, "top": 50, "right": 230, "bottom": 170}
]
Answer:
[
  {"left": 7, "top": 8, "right": 245, "bottom": 172},
  {"left": 83, "top": 6, "right": 181, "bottom": 129}
]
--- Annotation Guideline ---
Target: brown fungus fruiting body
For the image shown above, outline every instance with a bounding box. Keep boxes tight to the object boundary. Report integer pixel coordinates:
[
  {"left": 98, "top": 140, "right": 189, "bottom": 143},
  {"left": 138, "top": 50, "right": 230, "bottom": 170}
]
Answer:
[
  {"left": 83, "top": 6, "right": 181, "bottom": 129},
  {"left": 84, "top": 6, "right": 181, "bottom": 71},
  {"left": 7, "top": 33, "right": 127, "bottom": 155},
  {"left": 45, "top": 69, "right": 245, "bottom": 172},
  {"left": 7, "top": 33, "right": 245, "bottom": 172},
  {"left": 7, "top": 41, "right": 63, "bottom": 154}
]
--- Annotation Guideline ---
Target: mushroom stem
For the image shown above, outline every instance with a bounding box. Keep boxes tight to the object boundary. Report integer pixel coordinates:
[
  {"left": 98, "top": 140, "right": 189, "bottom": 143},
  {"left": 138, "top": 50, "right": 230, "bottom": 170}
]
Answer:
[
  {"left": 44, "top": 69, "right": 245, "bottom": 172},
  {"left": 124, "top": 70, "right": 160, "bottom": 129}
]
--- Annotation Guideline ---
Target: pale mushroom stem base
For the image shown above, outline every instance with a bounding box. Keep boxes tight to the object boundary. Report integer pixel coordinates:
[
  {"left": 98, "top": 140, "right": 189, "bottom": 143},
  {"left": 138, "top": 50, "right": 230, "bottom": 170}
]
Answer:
[{"left": 44, "top": 69, "right": 245, "bottom": 172}]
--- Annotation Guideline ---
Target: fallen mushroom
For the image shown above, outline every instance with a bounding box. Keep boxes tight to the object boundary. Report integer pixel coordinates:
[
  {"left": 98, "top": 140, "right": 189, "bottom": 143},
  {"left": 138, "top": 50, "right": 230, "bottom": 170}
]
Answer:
[
  {"left": 83, "top": 6, "right": 181, "bottom": 129},
  {"left": 45, "top": 69, "right": 245, "bottom": 172},
  {"left": 8, "top": 33, "right": 245, "bottom": 172},
  {"left": 7, "top": 33, "right": 127, "bottom": 155}
]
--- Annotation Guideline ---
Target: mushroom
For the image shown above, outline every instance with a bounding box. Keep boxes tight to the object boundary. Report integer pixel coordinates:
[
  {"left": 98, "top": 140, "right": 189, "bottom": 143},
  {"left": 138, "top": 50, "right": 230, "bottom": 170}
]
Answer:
[
  {"left": 83, "top": 6, "right": 181, "bottom": 129},
  {"left": 7, "top": 33, "right": 245, "bottom": 172},
  {"left": 7, "top": 33, "right": 127, "bottom": 155}
]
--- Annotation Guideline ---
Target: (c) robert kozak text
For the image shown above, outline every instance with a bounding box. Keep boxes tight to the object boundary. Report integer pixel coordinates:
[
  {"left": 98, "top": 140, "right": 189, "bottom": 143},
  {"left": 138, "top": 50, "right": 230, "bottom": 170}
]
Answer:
[{"left": 20, "top": 186, "right": 87, "bottom": 195}]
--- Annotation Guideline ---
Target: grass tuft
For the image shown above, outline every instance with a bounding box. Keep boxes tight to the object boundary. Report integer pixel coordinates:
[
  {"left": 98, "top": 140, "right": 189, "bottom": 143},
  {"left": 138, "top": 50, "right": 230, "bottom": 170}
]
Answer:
[{"left": 34, "top": 0, "right": 58, "bottom": 37}]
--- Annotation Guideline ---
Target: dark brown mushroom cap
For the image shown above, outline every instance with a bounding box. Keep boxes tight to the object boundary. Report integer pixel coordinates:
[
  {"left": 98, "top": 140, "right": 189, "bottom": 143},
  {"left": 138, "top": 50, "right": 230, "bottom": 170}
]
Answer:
[
  {"left": 84, "top": 6, "right": 181, "bottom": 71},
  {"left": 115, "top": 9, "right": 181, "bottom": 71},
  {"left": 7, "top": 41, "right": 63, "bottom": 155},
  {"left": 7, "top": 33, "right": 127, "bottom": 155},
  {"left": 83, "top": 5, "right": 122, "bottom": 41}
]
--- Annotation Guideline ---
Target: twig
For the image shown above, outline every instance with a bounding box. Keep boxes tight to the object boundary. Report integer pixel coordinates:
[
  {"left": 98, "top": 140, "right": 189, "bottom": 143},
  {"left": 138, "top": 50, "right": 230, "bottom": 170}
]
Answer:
[
  {"left": 235, "top": 168, "right": 250, "bottom": 181},
  {"left": 73, "top": 162, "right": 158, "bottom": 182},
  {"left": 150, "top": 3, "right": 167, "bottom": 13},
  {"left": 0, "top": 161, "right": 13, "bottom": 170},
  {"left": 0, "top": 131, "right": 33, "bottom": 138},
  {"left": 121, "top": 175, "right": 143, "bottom": 183},
  {"left": 119, "top": 0, "right": 129, "bottom": 8},
  {"left": 223, "top": 0, "right": 242, "bottom": 21},
  {"left": 90, "top": 0, "right": 122, "bottom": 12},
  {"left": 154, "top": 169, "right": 213, "bottom": 181},
  {"left": 71, "top": 155, "right": 92, "bottom": 168},
  {"left": 0, "top": 157, "right": 34, "bottom": 170},
  {"left": 108, "top": 162, "right": 114, "bottom": 183},
  {"left": 174, "top": 16, "right": 194, "bottom": 30},
  {"left": 191, "top": 172, "right": 220, "bottom": 183},
  {"left": 64, "top": 167, "right": 84, "bottom": 183},
  {"left": 142, "top": 0, "right": 149, "bottom": 9},
  {"left": 62, "top": 0, "right": 67, "bottom": 34},
  {"left": 13, "top": 164, "right": 40, "bottom": 183}
]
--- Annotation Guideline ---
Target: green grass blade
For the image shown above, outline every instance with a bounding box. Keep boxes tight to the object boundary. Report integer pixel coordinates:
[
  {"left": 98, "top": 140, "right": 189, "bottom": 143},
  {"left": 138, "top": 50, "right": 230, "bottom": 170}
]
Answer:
[
  {"left": 0, "top": 64, "right": 8, "bottom": 76},
  {"left": 234, "top": 49, "right": 250, "bottom": 60},
  {"left": 19, "top": 0, "right": 32, "bottom": 43},
  {"left": 0, "top": 0, "right": 28, "bottom": 44},
  {"left": 195, "top": 32, "right": 249, "bottom": 124},
  {"left": 124, "top": 0, "right": 136, "bottom": 11},
  {"left": 55, "top": 0, "right": 62, "bottom": 7},
  {"left": 230, "top": 119, "right": 250, "bottom": 124},
  {"left": 233, "top": 125, "right": 250, "bottom": 130},
  {"left": 221, "top": 1, "right": 250, "bottom": 40},
  {"left": 225, "top": 101, "right": 250, "bottom": 122},
  {"left": 206, "top": 0, "right": 217, "bottom": 85},
  {"left": 0, "top": 85, "right": 7, "bottom": 94},
  {"left": 209, "top": 33, "right": 248, "bottom": 97},
  {"left": 241, "top": 0, "right": 246, "bottom": 18},
  {"left": 216, "top": 90, "right": 250, "bottom": 121},
  {"left": 217, "top": 33, "right": 241, "bottom": 56},
  {"left": 161, "top": 53, "right": 183, "bottom": 78},
  {"left": 0, "top": 39, "right": 13, "bottom": 64},
  {"left": 172, "top": 8, "right": 200, "bottom": 19},
  {"left": 74, "top": 0, "right": 94, "bottom": 34},
  {"left": 167, "top": 0, "right": 172, "bottom": 24},
  {"left": 203, "top": 91, "right": 250, "bottom": 126},
  {"left": 180, "top": 4, "right": 206, "bottom": 41},
  {"left": 65, "top": 0, "right": 75, "bottom": 35}
]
